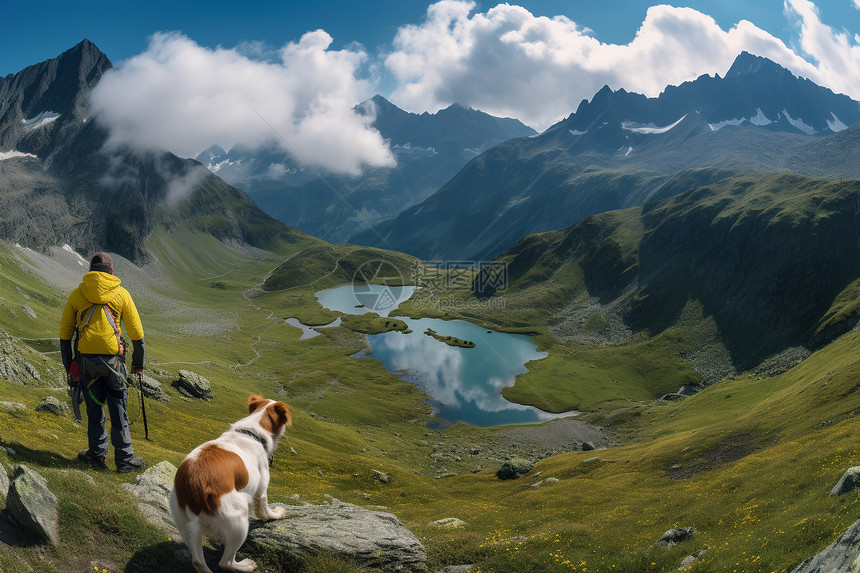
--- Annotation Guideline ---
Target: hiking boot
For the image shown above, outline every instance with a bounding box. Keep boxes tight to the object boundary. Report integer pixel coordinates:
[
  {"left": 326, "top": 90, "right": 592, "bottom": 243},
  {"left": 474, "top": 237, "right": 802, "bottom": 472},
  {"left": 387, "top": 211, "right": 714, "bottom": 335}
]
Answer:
[
  {"left": 116, "top": 456, "right": 146, "bottom": 473},
  {"left": 78, "top": 449, "right": 108, "bottom": 471}
]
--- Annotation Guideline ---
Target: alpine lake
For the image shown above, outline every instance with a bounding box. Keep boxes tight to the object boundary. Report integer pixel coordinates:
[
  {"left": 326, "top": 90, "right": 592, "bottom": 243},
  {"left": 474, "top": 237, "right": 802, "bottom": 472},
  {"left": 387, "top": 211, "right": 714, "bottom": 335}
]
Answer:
[{"left": 290, "top": 283, "right": 573, "bottom": 428}]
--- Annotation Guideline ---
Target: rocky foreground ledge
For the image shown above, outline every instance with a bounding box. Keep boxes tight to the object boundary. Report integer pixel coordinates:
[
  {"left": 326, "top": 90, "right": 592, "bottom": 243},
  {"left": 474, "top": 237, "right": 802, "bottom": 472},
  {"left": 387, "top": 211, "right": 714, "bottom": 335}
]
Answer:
[{"left": 126, "top": 461, "right": 429, "bottom": 571}]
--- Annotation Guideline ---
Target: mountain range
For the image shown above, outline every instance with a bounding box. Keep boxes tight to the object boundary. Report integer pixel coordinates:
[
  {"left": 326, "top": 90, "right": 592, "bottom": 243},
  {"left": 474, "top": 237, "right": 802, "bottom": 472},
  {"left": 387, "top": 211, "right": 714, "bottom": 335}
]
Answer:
[
  {"left": 353, "top": 52, "right": 860, "bottom": 261},
  {"left": 195, "top": 95, "right": 535, "bottom": 242},
  {"left": 0, "top": 40, "right": 305, "bottom": 262}
]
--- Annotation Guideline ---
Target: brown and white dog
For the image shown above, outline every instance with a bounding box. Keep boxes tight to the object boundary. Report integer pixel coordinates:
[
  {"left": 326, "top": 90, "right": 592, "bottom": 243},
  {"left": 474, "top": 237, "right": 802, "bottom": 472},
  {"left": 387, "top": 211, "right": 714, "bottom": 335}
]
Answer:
[{"left": 169, "top": 395, "right": 292, "bottom": 573}]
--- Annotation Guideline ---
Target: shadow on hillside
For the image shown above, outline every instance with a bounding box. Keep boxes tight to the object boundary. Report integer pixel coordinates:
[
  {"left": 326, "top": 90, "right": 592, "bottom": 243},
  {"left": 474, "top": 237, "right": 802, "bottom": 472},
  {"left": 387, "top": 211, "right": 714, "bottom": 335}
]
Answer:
[
  {"left": 127, "top": 542, "right": 295, "bottom": 573},
  {"left": 0, "top": 511, "right": 42, "bottom": 547},
  {"left": 0, "top": 439, "right": 83, "bottom": 470}
]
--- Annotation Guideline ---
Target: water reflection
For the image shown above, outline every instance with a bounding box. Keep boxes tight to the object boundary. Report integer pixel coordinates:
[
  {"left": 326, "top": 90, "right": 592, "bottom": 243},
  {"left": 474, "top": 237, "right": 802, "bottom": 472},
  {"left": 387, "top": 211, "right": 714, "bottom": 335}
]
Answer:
[{"left": 356, "top": 316, "right": 565, "bottom": 427}]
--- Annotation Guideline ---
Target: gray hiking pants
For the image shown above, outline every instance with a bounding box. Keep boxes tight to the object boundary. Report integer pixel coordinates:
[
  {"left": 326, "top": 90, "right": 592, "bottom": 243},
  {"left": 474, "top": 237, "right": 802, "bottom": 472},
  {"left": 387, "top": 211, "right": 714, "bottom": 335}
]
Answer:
[{"left": 81, "top": 354, "right": 136, "bottom": 465}]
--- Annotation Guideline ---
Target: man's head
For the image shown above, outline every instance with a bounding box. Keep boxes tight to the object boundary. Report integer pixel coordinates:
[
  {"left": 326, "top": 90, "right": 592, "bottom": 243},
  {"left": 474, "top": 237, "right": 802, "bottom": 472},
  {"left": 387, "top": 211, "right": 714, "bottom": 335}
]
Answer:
[{"left": 89, "top": 252, "right": 113, "bottom": 274}]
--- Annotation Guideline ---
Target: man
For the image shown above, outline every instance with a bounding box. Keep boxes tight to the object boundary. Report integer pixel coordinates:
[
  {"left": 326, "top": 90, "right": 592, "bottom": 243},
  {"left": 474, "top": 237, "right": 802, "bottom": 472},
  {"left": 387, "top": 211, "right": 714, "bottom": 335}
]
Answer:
[{"left": 60, "top": 252, "right": 147, "bottom": 473}]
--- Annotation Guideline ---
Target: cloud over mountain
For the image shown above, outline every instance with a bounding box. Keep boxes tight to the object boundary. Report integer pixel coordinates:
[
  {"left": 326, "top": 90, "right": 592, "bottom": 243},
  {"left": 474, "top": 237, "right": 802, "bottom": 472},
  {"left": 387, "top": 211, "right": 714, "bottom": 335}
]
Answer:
[
  {"left": 384, "top": 1, "right": 858, "bottom": 130},
  {"left": 90, "top": 32, "right": 394, "bottom": 175}
]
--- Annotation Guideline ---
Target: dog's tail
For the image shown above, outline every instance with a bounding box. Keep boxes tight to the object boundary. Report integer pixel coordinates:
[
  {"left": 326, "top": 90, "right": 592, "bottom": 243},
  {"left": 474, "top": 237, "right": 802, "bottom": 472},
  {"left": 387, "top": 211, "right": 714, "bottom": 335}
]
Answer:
[{"left": 174, "top": 445, "right": 250, "bottom": 517}]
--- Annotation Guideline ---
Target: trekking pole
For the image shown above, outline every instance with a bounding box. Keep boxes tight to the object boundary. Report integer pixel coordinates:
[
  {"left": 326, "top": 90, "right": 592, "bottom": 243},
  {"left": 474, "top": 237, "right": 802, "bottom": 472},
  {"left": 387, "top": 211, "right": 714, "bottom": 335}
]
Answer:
[{"left": 138, "top": 373, "right": 150, "bottom": 440}]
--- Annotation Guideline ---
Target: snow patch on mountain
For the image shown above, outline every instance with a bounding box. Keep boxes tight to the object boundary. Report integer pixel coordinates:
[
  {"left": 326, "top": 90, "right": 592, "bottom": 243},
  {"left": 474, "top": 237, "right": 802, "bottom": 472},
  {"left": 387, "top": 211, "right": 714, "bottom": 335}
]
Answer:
[
  {"left": 568, "top": 129, "right": 586, "bottom": 136},
  {"left": 22, "top": 111, "right": 60, "bottom": 129},
  {"left": 0, "top": 150, "right": 37, "bottom": 161},
  {"left": 622, "top": 115, "right": 686, "bottom": 134},
  {"left": 826, "top": 112, "right": 848, "bottom": 132},
  {"left": 709, "top": 108, "right": 773, "bottom": 131},
  {"left": 782, "top": 109, "right": 815, "bottom": 135}
]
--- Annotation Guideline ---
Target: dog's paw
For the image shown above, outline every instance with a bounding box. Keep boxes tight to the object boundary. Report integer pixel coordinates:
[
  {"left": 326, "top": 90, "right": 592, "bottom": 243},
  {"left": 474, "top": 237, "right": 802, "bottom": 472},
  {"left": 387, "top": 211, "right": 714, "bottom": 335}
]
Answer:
[
  {"left": 226, "top": 558, "right": 257, "bottom": 572},
  {"left": 269, "top": 505, "right": 287, "bottom": 520}
]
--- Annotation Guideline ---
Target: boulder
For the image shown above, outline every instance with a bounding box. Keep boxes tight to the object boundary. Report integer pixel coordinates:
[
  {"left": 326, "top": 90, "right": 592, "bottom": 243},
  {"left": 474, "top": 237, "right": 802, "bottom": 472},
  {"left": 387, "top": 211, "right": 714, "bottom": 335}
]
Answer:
[
  {"left": 0, "top": 401, "right": 26, "bottom": 413},
  {"left": 656, "top": 527, "right": 695, "bottom": 548},
  {"left": 373, "top": 470, "right": 390, "bottom": 484},
  {"left": 133, "top": 374, "right": 171, "bottom": 402},
  {"left": 247, "top": 499, "right": 427, "bottom": 571},
  {"left": 679, "top": 549, "right": 707, "bottom": 569},
  {"left": 172, "top": 370, "right": 215, "bottom": 400},
  {"left": 496, "top": 458, "right": 533, "bottom": 480},
  {"left": 6, "top": 465, "right": 60, "bottom": 545},
  {"left": 792, "top": 518, "right": 860, "bottom": 572},
  {"left": 581, "top": 442, "right": 596, "bottom": 451},
  {"left": 121, "top": 461, "right": 179, "bottom": 538},
  {"left": 830, "top": 466, "right": 860, "bottom": 496},
  {"left": 0, "top": 461, "right": 9, "bottom": 500},
  {"left": 0, "top": 340, "right": 41, "bottom": 385},
  {"left": 35, "top": 396, "right": 69, "bottom": 416},
  {"left": 429, "top": 518, "right": 466, "bottom": 529}
]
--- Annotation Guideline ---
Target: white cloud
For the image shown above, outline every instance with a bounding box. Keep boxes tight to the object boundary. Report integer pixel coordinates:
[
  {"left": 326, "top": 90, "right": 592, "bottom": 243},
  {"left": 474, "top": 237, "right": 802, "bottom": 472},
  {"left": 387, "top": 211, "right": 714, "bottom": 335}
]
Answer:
[
  {"left": 784, "top": 0, "right": 860, "bottom": 97},
  {"left": 90, "top": 32, "right": 394, "bottom": 175},
  {"left": 384, "top": 1, "right": 852, "bottom": 130}
]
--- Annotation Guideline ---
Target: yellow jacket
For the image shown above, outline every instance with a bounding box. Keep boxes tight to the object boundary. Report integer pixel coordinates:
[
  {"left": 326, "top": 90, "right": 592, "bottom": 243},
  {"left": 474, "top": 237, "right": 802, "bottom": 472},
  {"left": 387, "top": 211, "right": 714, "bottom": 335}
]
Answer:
[{"left": 59, "top": 271, "right": 144, "bottom": 355}]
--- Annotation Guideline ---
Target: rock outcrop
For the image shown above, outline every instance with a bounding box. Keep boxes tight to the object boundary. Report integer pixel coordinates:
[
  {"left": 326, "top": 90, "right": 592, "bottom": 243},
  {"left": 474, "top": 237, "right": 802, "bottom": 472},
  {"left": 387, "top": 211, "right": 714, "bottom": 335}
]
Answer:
[
  {"left": 5, "top": 465, "right": 60, "bottom": 545},
  {"left": 122, "top": 461, "right": 428, "bottom": 571},
  {"left": 496, "top": 458, "right": 534, "bottom": 480},
  {"left": 791, "top": 518, "right": 860, "bottom": 572},
  {"left": 133, "top": 374, "right": 171, "bottom": 402},
  {"left": 830, "top": 467, "right": 860, "bottom": 496},
  {"left": 247, "top": 499, "right": 427, "bottom": 571},
  {"left": 172, "top": 370, "right": 215, "bottom": 400},
  {"left": 656, "top": 527, "right": 695, "bottom": 548},
  {"left": 122, "top": 461, "right": 180, "bottom": 539},
  {"left": 35, "top": 396, "right": 69, "bottom": 416},
  {"left": 0, "top": 332, "right": 41, "bottom": 385}
]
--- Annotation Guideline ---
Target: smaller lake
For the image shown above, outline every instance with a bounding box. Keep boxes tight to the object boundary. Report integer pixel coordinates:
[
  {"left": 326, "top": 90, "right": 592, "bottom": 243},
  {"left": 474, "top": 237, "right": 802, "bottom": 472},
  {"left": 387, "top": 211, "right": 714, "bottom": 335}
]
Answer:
[
  {"left": 313, "top": 284, "right": 573, "bottom": 427},
  {"left": 315, "top": 284, "right": 420, "bottom": 318}
]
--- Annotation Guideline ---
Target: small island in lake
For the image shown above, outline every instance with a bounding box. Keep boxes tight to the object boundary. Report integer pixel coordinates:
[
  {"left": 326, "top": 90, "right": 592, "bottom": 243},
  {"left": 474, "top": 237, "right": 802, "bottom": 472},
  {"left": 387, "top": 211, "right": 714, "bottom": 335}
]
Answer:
[{"left": 423, "top": 328, "right": 476, "bottom": 348}]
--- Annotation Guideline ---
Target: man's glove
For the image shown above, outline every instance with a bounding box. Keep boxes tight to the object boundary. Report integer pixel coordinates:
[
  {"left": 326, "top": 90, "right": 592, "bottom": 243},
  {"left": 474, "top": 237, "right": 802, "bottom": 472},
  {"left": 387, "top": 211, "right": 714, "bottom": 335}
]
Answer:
[
  {"left": 67, "top": 361, "right": 82, "bottom": 386},
  {"left": 131, "top": 366, "right": 144, "bottom": 375}
]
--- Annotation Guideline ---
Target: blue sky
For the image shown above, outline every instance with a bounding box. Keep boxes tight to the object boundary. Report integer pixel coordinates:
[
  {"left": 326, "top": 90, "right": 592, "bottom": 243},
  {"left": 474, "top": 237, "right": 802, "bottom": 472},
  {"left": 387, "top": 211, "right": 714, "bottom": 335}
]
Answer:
[
  {"left": 6, "top": 1, "right": 860, "bottom": 172},
  {"left": 4, "top": 0, "right": 858, "bottom": 77}
]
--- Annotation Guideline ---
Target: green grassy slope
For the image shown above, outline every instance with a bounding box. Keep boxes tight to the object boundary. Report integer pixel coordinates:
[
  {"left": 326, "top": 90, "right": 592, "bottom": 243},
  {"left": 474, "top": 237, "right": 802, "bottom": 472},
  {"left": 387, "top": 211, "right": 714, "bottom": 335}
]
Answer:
[{"left": 1, "top": 207, "right": 860, "bottom": 573}]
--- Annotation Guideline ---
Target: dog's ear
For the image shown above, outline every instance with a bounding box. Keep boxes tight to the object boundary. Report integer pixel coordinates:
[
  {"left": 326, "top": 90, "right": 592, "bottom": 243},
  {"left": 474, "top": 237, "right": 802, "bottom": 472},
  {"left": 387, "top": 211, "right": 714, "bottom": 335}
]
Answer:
[
  {"left": 260, "top": 401, "right": 292, "bottom": 434},
  {"left": 248, "top": 394, "right": 268, "bottom": 414}
]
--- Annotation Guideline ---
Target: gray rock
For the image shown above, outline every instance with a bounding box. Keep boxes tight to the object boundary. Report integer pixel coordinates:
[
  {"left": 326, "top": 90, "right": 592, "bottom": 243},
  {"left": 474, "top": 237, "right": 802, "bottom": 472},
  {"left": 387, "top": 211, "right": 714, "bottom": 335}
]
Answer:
[
  {"left": 659, "top": 393, "right": 687, "bottom": 401},
  {"left": 830, "top": 466, "right": 860, "bottom": 496},
  {"left": 543, "top": 477, "right": 559, "bottom": 486},
  {"left": 656, "top": 527, "right": 695, "bottom": 548},
  {"left": 428, "top": 518, "right": 466, "bottom": 528},
  {"left": 21, "top": 305, "right": 37, "bottom": 319},
  {"left": 438, "top": 566, "right": 474, "bottom": 573},
  {"left": 0, "top": 401, "right": 26, "bottom": 413},
  {"left": 680, "top": 550, "right": 707, "bottom": 569},
  {"left": 247, "top": 499, "right": 427, "bottom": 571},
  {"left": 35, "top": 396, "right": 68, "bottom": 416},
  {"left": 122, "top": 461, "right": 179, "bottom": 538},
  {"left": 792, "top": 518, "right": 860, "bottom": 572},
  {"left": 582, "top": 457, "right": 600, "bottom": 464},
  {"left": 172, "top": 370, "right": 215, "bottom": 400},
  {"left": 6, "top": 465, "right": 60, "bottom": 545},
  {"left": 133, "top": 375, "right": 170, "bottom": 402},
  {"left": 0, "top": 461, "right": 9, "bottom": 500},
  {"left": 581, "top": 442, "right": 596, "bottom": 451},
  {"left": 496, "top": 458, "right": 533, "bottom": 480},
  {"left": 373, "top": 469, "right": 390, "bottom": 484}
]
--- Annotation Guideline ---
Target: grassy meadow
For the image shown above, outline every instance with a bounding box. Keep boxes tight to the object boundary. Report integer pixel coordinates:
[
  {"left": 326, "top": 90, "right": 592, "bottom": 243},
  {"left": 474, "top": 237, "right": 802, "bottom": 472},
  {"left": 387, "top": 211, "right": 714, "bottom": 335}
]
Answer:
[{"left": 0, "top": 229, "right": 859, "bottom": 573}]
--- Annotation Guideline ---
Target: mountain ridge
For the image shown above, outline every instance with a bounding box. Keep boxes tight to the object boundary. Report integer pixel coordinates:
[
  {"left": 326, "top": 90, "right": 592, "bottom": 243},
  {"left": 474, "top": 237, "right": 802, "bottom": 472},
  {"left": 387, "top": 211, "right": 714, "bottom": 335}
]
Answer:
[
  {"left": 353, "top": 51, "right": 860, "bottom": 261},
  {"left": 0, "top": 40, "right": 311, "bottom": 262}
]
